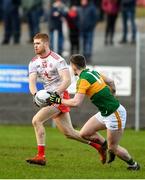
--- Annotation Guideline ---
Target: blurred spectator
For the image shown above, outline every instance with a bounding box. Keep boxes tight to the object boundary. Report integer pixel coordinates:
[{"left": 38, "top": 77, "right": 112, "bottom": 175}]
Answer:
[
  {"left": 69, "top": 0, "right": 80, "bottom": 6},
  {"left": 50, "top": 0, "right": 79, "bottom": 6},
  {"left": 22, "top": 0, "right": 43, "bottom": 43},
  {"left": 93, "top": 0, "right": 104, "bottom": 21},
  {"left": 120, "top": 0, "right": 137, "bottom": 44},
  {"left": 2, "top": 0, "right": 21, "bottom": 45},
  {"left": 0, "top": 1, "right": 3, "bottom": 22},
  {"left": 102, "top": 0, "right": 120, "bottom": 45},
  {"left": 78, "top": 0, "right": 98, "bottom": 63},
  {"left": 137, "top": 0, "right": 145, "bottom": 7},
  {"left": 48, "top": 0, "right": 66, "bottom": 55},
  {"left": 65, "top": 5, "right": 79, "bottom": 54}
]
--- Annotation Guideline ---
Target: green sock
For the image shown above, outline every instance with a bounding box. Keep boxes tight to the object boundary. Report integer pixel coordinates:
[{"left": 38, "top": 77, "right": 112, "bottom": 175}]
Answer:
[
  {"left": 102, "top": 140, "right": 107, "bottom": 149},
  {"left": 126, "top": 158, "right": 135, "bottom": 165}
]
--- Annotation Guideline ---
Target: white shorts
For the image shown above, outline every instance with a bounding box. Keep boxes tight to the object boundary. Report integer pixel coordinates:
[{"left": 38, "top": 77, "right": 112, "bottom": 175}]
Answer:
[{"left": 95, "top": 104, "right": 127, "bottom": 130}]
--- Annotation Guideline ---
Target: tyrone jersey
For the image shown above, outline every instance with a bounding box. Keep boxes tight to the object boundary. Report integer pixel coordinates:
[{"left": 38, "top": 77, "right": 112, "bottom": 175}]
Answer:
[
  {"left": 76, "top": 69, "right": 120, "bottom": 116},
  {"left": 29, "top": 51, "right": 69, "bottom": 92}
]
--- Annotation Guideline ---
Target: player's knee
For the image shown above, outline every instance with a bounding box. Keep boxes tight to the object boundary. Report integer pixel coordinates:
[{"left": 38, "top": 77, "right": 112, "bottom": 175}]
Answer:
[{"left": 32, "top": 116, "right": 39, "bottom": 127}]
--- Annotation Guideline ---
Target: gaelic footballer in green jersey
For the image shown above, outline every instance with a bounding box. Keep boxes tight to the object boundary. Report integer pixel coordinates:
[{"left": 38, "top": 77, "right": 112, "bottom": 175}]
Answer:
[{"left": 49, "top": 54, "right": 140, "bottom": 170}]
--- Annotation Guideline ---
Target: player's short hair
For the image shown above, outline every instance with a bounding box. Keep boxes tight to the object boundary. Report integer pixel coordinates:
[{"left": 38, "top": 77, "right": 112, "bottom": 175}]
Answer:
[
  {"left": 33, "top": 33, "right": 49, "bottom": 42},
  {"left": 69, "top": 54, "right": 86, "bottom": 69}
]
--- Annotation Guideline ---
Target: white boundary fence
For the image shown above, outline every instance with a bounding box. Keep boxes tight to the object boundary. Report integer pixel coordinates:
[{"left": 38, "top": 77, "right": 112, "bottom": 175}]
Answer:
[
  {"left": 135, "top": 31, "right": 141, "bottom": 131},
  {"left": 135, "top": 32, "right": 145, "bottom": 131}
]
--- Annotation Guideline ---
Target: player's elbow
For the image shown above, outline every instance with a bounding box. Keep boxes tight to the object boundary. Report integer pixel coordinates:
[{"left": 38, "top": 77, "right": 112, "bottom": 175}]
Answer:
[
  {"left": 109, "top": 83, "right": 116, "bottom": 94},
  {"left": 110, "top": 81, "right": 115, "bottom": 88}
]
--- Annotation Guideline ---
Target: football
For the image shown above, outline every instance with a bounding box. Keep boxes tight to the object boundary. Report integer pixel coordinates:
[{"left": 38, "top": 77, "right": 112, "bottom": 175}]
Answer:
[{"left": 34, "top": 89, "right": 51, "bottom": 107}]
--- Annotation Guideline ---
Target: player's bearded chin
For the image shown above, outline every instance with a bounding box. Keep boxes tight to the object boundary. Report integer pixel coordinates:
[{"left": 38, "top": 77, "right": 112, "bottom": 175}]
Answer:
[
  {"left": 73, "top": 68, "right": 78, "bottom": 76},
  {"left": 36, "top": 48, "right": 46, "bottom": 55}
]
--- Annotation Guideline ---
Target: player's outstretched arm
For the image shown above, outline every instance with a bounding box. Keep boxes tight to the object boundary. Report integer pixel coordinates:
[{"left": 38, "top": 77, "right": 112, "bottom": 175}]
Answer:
[
  {"left": 62, "top": 93, "right": 85, "bottom": 107},
  {"left": 49, "top": 92, "right": 85, "bottom": 107}
]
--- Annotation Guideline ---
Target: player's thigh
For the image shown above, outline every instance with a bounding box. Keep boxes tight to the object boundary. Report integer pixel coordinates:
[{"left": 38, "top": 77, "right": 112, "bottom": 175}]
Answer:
[
  {"left": 53, "top": 112, "right": 74, "bottom": 134},
  {"left": 106, "top": 105, "right": 126, "bottom": 147},
  {"left": 107, "top": 128, "right": 124, "bottom": 148},
  {"left": 80, "top": 115, "right": 106, "bottom": 136},
  {"left": 33, "top": 106, "right": 60, "bottom": 124}
]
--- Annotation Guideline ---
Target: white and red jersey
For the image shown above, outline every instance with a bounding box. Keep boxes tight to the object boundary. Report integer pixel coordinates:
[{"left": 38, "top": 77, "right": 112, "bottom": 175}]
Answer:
[{"left": 29, "top": 51, "right": 69, "bottom": 92}]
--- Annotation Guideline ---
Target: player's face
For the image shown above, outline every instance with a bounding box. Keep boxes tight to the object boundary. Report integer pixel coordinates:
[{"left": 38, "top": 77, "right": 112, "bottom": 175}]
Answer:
[{"left": 33, "top": 39, "right": 46, "bottom": 55}]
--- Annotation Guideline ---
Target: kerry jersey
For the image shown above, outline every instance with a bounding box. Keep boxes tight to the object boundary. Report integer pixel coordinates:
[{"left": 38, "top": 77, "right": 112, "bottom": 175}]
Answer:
[
  {"left": 29, "top": 51, "right": 68, "bottom": 92},
  {"left": 76, "top": 69, "right": 120, "bottom": 116}
]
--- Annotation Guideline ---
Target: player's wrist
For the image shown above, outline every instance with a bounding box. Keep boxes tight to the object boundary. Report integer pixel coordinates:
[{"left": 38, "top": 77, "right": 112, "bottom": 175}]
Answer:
[{"left": 32, "top": 92, "right": 37, "bottom": 96}]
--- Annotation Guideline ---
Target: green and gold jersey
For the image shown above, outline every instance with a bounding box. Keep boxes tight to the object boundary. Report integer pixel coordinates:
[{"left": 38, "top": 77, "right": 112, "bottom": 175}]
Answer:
[{"left": 76, "top": 69, "right": 120, "bottom": 116}]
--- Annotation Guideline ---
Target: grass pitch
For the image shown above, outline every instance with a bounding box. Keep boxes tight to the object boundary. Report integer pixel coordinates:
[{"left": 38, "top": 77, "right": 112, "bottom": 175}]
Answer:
[{"left": 0, "top": 125, "right": 144, "bottom": 179}]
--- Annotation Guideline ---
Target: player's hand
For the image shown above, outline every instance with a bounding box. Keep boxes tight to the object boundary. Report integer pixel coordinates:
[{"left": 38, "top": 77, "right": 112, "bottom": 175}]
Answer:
[
  {"left": 49, "top": 92, "right": 62, "bottom": 104},
  {"left": 33, "top": 93, "right": 40, "bottom": 107}
]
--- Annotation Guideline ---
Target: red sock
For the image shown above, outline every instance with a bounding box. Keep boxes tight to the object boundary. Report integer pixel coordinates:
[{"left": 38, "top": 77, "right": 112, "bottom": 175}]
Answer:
[
  {"left": 89, "top": 142, "right": 101, "bottom": 151},
  {"left": 38, "top": 145, "right": 45, "bottom": 157}
]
